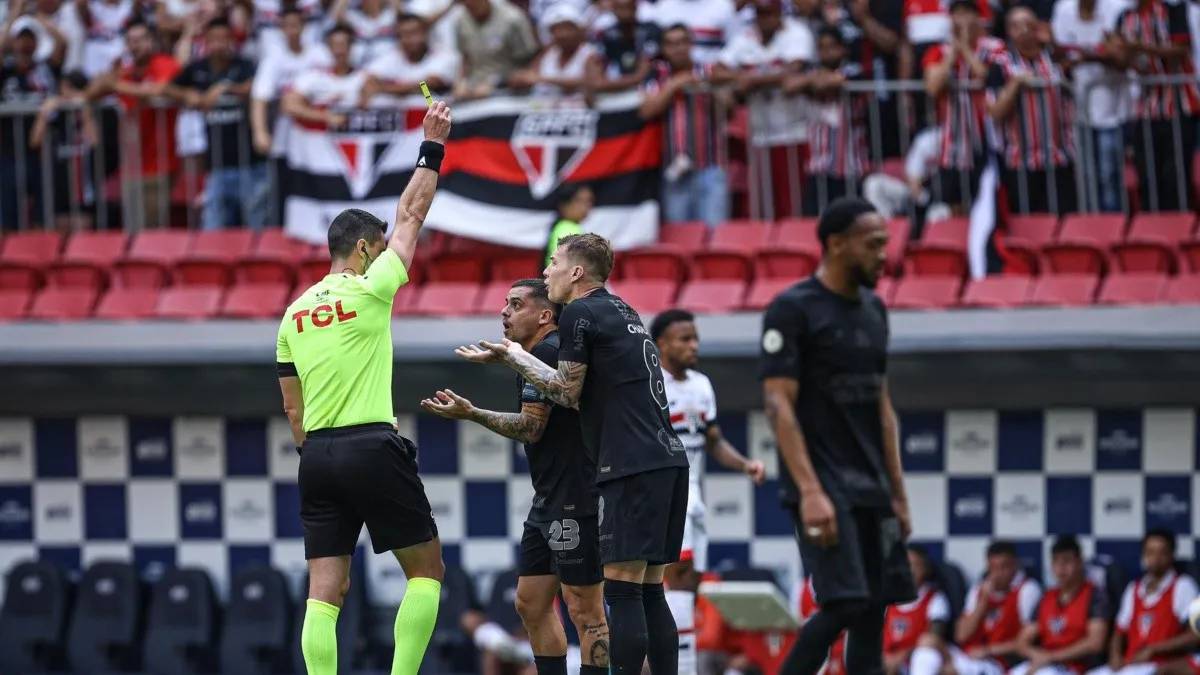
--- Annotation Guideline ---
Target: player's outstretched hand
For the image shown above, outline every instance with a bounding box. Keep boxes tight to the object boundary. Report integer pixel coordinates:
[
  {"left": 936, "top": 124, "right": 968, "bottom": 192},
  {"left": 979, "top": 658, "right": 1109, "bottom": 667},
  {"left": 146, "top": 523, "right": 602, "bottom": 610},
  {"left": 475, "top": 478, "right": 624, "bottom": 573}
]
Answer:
[
  {"left": 423, "top": 100, "right": 452, "bottom": 144},
  {"left": 744, "top": 459, "right": 767, "bottom": 485},
  {"left": 455, "top": 340, "right": 507, "bottom": 364},
  {"left": 800, "top": 490, "right": 839, "bottom": 549},
  {"left": 420, "top": 389, "right": 474, "bottom": 420}
]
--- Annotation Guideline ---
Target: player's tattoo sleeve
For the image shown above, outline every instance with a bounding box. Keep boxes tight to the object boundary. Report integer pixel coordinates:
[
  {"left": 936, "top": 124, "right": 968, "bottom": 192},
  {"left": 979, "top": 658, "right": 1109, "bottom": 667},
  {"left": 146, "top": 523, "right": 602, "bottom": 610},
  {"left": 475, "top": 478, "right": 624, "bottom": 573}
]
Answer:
[
  {"left": 467, "top": 402, "right": 551, "bottom": 445},
  {"left": 503, "top": 349, "right": 587, "bottom": 409}
]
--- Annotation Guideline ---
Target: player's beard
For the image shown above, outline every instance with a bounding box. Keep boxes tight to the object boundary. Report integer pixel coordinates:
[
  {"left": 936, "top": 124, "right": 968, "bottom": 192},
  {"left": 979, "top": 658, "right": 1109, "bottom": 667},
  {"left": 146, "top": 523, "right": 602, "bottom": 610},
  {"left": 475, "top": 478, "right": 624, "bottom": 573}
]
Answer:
[{"left": 854, "top": 263, "right": 880, "bottom": 289}]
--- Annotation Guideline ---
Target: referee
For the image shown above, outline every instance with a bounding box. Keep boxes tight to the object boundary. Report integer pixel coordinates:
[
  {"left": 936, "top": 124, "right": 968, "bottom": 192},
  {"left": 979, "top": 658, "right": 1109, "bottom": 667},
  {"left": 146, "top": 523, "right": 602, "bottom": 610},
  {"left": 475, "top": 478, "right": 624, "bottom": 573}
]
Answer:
[
  {"left": 275, "top": 101, "right": 452, "bottom": 675},
  {"left": 457, "top": 233, "right": 690, "bottom": 675},
  {"left": 759, "top": 197, "right": 916, "bottom": 675}
]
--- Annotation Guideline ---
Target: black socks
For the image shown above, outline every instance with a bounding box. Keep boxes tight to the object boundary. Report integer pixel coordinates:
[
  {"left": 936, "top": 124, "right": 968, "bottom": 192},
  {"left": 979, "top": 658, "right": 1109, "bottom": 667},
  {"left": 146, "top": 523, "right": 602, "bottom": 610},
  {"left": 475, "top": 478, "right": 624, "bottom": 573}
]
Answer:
[
  {"left": 604, "top": 579, "right": 647, "bottom": 675},
  {"left": 641, "top": 583, "right": 678, "bottom": 675},
  {"left": 533, "top": 655, "right": 567, "bottom": 675}
]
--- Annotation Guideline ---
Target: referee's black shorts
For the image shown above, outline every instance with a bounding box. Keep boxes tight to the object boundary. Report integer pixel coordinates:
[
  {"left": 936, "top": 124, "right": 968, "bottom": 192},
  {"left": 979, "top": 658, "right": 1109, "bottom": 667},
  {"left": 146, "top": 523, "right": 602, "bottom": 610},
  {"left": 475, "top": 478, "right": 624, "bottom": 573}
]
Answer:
[
  {"left": 597, "top": 466, "right": 689, "bottom": 566},
  {"left": 299, "top": 423, "right": 438, "bottom": 559}
]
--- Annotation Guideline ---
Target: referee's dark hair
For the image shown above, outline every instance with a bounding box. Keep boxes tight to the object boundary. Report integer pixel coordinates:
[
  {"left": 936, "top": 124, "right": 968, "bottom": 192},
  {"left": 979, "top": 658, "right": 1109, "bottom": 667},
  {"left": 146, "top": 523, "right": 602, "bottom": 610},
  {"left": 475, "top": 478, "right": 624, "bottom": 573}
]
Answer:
[
  {"left": 986, "top": 540, "right": 1018, "bottom": 558},
  {"left": 328, "top": 208, "right": 386, "bottom": 258},
  {"left": 650, "top": 308, "right": 695, "bottom": 342},
  {"left": 1050, "top": 535, "right": 1082, "bottom": 558},
  {"left": 558, "top": 233, "right": 614, "bottom": 282},
  {"left": 817, "top": 196, "right": 878, "bottom": 249},
  {"left": 1143, "top": 528, "right": 1177, "bottom": 554},
  {"left": 511, "top": 278, "right": 563, "bottom": 322}
]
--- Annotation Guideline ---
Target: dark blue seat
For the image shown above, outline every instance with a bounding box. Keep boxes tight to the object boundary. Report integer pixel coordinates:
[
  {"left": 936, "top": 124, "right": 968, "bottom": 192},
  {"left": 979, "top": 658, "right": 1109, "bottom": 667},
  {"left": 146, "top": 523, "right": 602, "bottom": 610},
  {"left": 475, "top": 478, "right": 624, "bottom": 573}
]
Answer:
[
  {"left": 67, "top": 560, "right": 142, "bottom": 673},
  {"left": 220, "top": 565, "right": 292, "bottom": 675},
  {"left": 0, "top": 559, "right": 71, "bottom": 673},
  {"left": 144, "top": 567, "right": 218, "bottom": 674}
]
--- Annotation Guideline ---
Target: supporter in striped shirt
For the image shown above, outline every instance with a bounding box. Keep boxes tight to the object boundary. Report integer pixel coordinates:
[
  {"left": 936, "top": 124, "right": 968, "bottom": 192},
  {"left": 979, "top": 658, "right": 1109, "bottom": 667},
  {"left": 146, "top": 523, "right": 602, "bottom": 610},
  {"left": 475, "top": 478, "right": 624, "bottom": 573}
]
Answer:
[
  {"left": 648, "top": 0, "right": 737, "bottom": 65},
  {"left": 639, "top": 24, "right": 733, "bottom": 228},
  {"left": 1114, "top": 0, "right": 1200, "bottom": 211},
  {"left": 922, "top": 0, "right": 1006, "bottom": 212},
  {"left": 785, "top": 26, "right": 869, "bottom": 216},
  {"left": 986, "top": 6, "right": 1077, "bottom": 214}
]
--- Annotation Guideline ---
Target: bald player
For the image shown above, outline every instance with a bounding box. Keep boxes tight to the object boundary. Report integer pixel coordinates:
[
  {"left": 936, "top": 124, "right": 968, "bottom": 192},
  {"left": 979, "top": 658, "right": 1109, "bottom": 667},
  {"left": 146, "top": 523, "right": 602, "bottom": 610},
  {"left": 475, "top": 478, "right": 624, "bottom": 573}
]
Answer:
[{"left": 275, "top": 101, "right": 452, "bottom": 675}]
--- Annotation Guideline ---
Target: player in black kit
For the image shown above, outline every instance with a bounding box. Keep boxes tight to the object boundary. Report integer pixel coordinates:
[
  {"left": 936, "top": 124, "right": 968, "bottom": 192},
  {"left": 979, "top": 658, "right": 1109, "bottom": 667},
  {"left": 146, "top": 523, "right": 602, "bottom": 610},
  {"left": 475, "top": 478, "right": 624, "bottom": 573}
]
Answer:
[
  {"left": 457, "top": 233, "right": 690, "bottom": 675},
  {"left": 760, "top": 197, "right": 916, "bottom": 675},
  {"left": 421, "top": 279, "right": 608, "bottom": 675}
]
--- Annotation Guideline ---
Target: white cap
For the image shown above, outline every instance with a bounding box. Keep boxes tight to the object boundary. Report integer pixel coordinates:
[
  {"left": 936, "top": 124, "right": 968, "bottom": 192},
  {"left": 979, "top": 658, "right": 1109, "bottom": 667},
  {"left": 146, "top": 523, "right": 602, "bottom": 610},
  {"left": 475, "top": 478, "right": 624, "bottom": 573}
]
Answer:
[{"left": 540, "top": 2, "right": 584, "bottom": 30}]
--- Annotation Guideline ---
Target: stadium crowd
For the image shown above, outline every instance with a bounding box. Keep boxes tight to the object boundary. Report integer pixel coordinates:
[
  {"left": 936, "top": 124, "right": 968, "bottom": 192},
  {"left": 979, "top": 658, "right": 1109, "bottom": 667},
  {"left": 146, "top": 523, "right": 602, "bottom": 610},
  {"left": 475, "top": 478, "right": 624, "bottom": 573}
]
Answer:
[{"left": 3, "top": 0, "right": 1200, "bottom": 233}]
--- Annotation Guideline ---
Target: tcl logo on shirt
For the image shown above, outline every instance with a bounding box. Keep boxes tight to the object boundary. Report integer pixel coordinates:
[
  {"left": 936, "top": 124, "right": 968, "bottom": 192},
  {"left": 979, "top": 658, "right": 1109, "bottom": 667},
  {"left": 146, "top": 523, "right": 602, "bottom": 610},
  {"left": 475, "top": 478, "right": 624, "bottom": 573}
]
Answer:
[{"left": 292, "top": 301, "right": 357, "bottom": 332}]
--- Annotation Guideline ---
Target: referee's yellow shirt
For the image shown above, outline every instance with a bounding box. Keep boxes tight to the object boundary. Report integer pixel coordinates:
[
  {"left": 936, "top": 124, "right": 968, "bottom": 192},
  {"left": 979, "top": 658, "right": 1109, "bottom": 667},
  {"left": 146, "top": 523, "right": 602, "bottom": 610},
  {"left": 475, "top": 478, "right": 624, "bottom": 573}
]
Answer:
[{"left": 276, "top": 248, "right": 408, "bottom": 432}]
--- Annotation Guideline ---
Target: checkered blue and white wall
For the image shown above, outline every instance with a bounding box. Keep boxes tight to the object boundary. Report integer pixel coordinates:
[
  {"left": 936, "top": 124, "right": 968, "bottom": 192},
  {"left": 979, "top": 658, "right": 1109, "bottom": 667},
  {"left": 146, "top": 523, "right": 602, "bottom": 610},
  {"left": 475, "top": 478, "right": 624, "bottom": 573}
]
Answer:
[{"left": 0, "top": 408, "right": 1197, "bottom": 606}]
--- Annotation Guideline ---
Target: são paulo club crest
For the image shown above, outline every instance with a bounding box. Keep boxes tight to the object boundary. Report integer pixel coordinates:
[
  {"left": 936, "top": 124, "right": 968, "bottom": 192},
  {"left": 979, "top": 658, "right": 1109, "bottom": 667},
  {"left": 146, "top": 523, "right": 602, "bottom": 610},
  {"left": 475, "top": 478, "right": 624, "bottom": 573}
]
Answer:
[
  {"left": 330, "top": 109, "right": 418, "bottom": 200},
  {"left": 511, "top": 109, "right": 598, "bottom": 200}
]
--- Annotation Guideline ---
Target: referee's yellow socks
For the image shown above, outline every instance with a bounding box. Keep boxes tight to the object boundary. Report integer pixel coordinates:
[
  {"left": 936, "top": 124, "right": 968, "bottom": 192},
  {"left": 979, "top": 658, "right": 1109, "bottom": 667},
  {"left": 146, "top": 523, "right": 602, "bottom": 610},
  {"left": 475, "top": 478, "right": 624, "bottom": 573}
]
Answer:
[
  {"left": 301, "top": 598, "right": 341, "bottom": 675},
  {"left": 391, "top": 577, "right": 441, "bottom": 675}
]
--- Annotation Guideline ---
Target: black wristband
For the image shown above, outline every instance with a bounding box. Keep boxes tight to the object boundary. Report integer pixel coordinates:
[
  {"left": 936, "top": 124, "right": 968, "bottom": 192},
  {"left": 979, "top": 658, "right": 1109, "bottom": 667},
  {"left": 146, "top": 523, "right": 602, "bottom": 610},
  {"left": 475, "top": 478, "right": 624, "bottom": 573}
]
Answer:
[{"left": 416, "top": 141, "right": 444, "bottom": 173}]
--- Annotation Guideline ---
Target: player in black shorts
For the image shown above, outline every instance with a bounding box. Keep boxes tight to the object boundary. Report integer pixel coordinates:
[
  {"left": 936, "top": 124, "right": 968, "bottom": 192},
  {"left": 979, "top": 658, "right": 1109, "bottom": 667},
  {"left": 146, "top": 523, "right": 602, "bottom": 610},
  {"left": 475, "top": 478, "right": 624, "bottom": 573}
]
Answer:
[
  {"left": 760, "top": 197, "right": 917, "bottom": 675},
  {"left": 420, "top": 279, "right": 608, "bottom": 675},
  {"left": 457, "top": 233, "right": 690, "bottom": 675}
]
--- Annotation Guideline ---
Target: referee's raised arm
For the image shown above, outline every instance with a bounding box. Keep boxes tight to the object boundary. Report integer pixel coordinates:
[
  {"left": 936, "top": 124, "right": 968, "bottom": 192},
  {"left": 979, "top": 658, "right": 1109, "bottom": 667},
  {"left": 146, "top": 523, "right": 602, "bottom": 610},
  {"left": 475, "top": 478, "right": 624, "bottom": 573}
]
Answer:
[{"left": 389, "top": 100, "right": 452, "bottom": 270}]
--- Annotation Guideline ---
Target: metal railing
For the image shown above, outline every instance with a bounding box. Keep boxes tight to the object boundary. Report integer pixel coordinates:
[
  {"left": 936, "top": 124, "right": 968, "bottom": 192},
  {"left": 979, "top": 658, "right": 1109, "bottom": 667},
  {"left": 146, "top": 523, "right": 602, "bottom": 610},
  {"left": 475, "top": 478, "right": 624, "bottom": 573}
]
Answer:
[{"left": 4, "top": 72, "right": 1198, "bottom": 233}]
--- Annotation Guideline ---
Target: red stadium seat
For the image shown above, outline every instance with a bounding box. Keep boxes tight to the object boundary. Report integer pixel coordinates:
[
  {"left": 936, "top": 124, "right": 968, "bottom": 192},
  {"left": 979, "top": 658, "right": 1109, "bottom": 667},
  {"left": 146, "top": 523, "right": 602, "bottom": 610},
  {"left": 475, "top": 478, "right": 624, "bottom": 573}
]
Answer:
[
  {"left": 0, "top": 263, "right": 43, "bottom": 291},
  {"left": 874, "top": 276, "right": 896, "bottom": 305},
  {"left": 125, "top": 230, "right": 191, "bottom": 265},
  {"left": 429, "top": 253, "right": 487, "bottom": 283},
  {"left": 390, "top": 284, "right": 422, "bottom": 315},
  {"left": 157, "top": 287, "right": 223, "bottom": 319},
  {"left": 61, "top": 231, "right": 127, "bottom": 265},
  {"left": 1163, "top": 274, "right": 1200, "bottom": 304},
  {"left": 174, "top": 260, "right": 232, "bottom": 287},
  {"left": 677, "top": 280, "right": 746, "bottom": 314},
  {"left": 1096, "top": 273, "right": 1168, "bottom": 305},
  {"left": 692, "top": 251, "right": 753, "bottom": 280},
  {"left": 773, "top": 218, "right": 821, "bottom": 256},
  {"left": 0, "top": 230, "right": 63, "bottom": 266},
  {"left": 709, "top": 221, "right": 771, "bottom": 255},
  {"left": 1041, "top": 213, "right": 1126, "bottom": 274},
  {"left": 620, "top": 249, "right": 690, "bottom": 283},
  {"left": 743, "top": 278, "right": 795, "bottom": 310},
  {"left": 475, "top": 281, "right": 514, "bottom": 315},
  {"left": 43, "top": 262, "right": 109, "bottom": 290},
  {"left": 608, "top": 280, "right": 678, "bottom": 314},
  {"left": 220, "top": 283, "right": 291, "bottom": 319},
  {"left": 1111, "top": 212, "right": 1195, "bottom": 272},
  {"left": 489, "top": 253, "right": 543, "bottom": 282},
  {"left": 189, "top": 230, "right": 256, "bottom": 263},
  {"left": 234, "top": 257, "right": 297, "bottom": 286},
  {"left": 960, "top": 276, "right": 1033, "bottom": 308},
  {"left": 1183, "top": 239, "right": 1200, "bottom": 272},
  {"left": 110, "top": 260, "right": 172, "bottom": 289},
  {"left": 659, "top": 222, "right": 709, "bottom": 252},
  {"left": 1001, "top": 214, "right": 1059, "bottom": 274},
  {"left": 94, "top": 288, "right": 161, "bottom": 321},
  {"left": 903, "top": 217, "right": 967, "bottom": 278},
  {"left": 254, "top": 228, "right": 316, "bottom": 260},
  {"left": 29, "top": 287, "right": 99, "bottom": 320},
  {"left": 1006, "top": 213, "right": 1060, "bottom": 246},
  {"left": 0, "top": 289, "right": 33, "bottom": 321},
  {"left": 46, "top": 231, "right": 127, "bottom": 290},
  {"left": 411, "top": 283, "right": 481, "bottom": 316},
  {"left": 890, "top": 277, "right": 961, "bottom": 310},
  {"left": 884, "top": 218, "right": 912, "bottom": 272},
  {"left": 296, "top": 255, "right": 331, "bottom": 286},
  {"left": 1027, "top": 274, "right": 1100, "bottom": 307},
  {"left": 756, "top": 250, "right": 819, "bottom": 280}
]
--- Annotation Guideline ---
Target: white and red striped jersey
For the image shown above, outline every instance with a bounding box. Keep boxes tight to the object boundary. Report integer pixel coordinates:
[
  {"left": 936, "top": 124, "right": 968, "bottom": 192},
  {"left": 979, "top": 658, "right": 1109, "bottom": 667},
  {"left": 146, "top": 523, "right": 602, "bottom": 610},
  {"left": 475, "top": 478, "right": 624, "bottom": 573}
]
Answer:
[
  {"left": 81, "top": 0, "right": 133, "bottom": 79},
  {"left": 1115, "top": 0, "right": 1200, "bottom": 120},
  {"left": 648, "top": 0, "right": 738, "bottom": 65},
  {"left": 663, "top": 368, "right": 717, "bottom": 489},
  {"left": 922, "top": 36, "right": 1006, "bottom": 169},
  {"left": 985, "top": 47, "right": 1075, "bottom": 170}
]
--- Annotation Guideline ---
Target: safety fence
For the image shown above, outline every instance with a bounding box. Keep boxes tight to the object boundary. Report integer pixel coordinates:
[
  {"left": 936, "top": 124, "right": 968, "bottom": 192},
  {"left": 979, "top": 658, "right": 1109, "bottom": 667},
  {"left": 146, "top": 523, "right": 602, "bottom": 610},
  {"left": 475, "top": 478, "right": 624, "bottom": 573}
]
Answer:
[{"left": 3, "top": 74, "right": 1199, "bottom": 233}]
